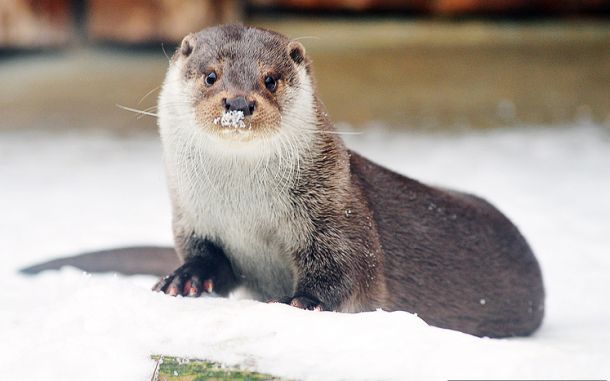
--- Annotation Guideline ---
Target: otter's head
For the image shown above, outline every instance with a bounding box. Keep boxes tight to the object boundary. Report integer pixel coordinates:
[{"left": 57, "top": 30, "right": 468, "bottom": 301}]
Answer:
[{"left": 158, "top": 25, "right": 314, "bottom": 144}]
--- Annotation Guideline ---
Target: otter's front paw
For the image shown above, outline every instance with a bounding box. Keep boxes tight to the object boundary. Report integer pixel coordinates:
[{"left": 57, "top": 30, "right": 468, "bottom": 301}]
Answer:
[
  {"left": 270, "top": 295, "right": 325, "bottom": 311},
  {"left": 152, "top": 260, "right": 214, "bottom": 297}
]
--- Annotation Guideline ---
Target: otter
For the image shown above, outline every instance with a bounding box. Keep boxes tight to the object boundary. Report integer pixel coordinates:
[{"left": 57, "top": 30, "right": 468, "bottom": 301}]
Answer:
[{"left": 21, "top": 25, "right": 544, "bottom": 338}]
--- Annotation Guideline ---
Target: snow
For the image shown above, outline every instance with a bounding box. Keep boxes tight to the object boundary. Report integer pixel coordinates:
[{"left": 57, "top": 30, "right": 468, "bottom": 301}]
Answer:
[{"left": 1, "top": 124, "right": 609, "bottom": 380}]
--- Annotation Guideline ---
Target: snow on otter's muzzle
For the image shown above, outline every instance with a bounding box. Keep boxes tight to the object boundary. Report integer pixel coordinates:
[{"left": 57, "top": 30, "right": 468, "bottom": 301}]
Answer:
[{"left": 213, "top": 110, "right": 248, "bottom": 129}]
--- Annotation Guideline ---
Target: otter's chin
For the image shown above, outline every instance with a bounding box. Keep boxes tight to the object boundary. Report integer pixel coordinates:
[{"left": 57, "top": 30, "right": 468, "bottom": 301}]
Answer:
[
  {"left": 201, "top": 120, "right": 280, "bottom": 143},
  {"left": 214, "top": 127, "right": 259, "bottom": 142}
]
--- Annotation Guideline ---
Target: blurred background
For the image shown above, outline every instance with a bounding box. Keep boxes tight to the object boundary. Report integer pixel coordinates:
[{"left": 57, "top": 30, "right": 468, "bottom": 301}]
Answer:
[
  {"left": 2, "top": 4, "right": 610, "bottom": 379},
  {"left": 0, "top": 0, "right": 608, "bottom": 133}
]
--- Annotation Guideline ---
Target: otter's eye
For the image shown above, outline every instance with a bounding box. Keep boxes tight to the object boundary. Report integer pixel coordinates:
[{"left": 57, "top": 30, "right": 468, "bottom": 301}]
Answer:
[
  {"left": 205, "top": 71, "right": 217, "bottom": 86},
  {"left": 264, "top": 76, "right": 277, "bottom": 92}
]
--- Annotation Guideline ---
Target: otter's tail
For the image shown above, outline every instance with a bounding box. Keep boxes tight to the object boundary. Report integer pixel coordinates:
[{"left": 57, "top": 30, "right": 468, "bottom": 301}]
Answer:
[{"left": 19, "top": 246, "right": 179, "bottom": 277}]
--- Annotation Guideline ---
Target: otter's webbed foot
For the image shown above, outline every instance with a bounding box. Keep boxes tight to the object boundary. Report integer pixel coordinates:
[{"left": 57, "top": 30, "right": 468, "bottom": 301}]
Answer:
[
  {"left": 270, "top": 295, "right": 326, "bottom": 311},
  {"left": 153, "top": 258, "right": 214, "bottom": 297}
]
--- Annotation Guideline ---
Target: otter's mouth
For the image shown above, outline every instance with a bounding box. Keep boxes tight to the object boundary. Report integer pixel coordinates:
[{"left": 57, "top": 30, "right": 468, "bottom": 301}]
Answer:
[
  {"left": 210, "top": 110, "right": 265, "bottom": 142},
  {"left": 197, "top": 94, "right": 281, "bottom": 141}
]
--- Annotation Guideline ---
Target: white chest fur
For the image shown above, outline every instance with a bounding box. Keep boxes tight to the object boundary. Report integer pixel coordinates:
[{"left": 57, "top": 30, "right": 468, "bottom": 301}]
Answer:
[{"left": 168, "top": 135, "right": 307, "bottom": 297}]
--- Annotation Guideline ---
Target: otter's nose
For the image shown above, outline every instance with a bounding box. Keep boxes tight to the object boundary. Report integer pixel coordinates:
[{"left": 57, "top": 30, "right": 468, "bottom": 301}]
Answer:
[{"left": 223, "top": 96, "right": 256, "bottom": 116}]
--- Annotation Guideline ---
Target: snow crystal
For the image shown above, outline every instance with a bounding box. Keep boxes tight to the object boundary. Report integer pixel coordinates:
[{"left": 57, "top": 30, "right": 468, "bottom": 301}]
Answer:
[{"left": 213, "top": 110, "right": 247, "bottom": 129}]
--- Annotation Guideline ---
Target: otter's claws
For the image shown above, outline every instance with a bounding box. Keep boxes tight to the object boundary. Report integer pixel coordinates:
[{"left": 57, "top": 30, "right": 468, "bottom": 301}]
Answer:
[{"left": 152, "top": 260, "right": 214, "bottom": 297}]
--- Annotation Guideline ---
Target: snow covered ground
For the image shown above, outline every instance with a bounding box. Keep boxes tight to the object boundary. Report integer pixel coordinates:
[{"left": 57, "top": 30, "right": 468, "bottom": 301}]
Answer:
[{"left": 1, "top": 124, "right": 609, "bottom": 380}]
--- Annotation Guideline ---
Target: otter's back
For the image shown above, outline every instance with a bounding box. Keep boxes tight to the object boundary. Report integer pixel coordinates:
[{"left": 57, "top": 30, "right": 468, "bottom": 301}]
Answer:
[{"left": 349, "top": 151, "right": 544, "bottom": 337}]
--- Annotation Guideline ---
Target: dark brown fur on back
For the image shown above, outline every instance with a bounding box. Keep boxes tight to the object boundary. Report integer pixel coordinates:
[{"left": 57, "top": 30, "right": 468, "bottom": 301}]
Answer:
[{"left": 349, "top": 152, "right": 544, "bottom": 337}]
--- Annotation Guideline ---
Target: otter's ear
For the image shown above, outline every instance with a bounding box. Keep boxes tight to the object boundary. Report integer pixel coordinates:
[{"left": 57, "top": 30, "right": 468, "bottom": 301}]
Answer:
[
  {"left": 180, "top": 34, "right": 194, "bottom": 57},
  {"left": 287, "top": 41, "right": 306, "bottom": 65}
]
